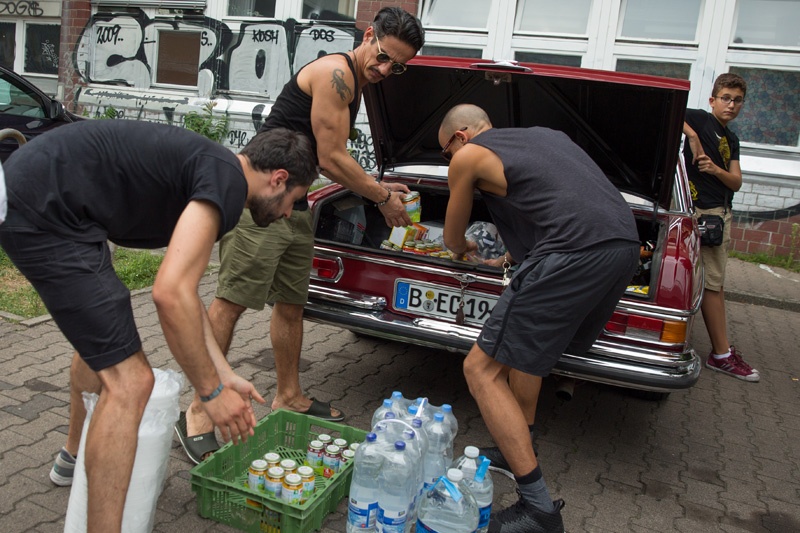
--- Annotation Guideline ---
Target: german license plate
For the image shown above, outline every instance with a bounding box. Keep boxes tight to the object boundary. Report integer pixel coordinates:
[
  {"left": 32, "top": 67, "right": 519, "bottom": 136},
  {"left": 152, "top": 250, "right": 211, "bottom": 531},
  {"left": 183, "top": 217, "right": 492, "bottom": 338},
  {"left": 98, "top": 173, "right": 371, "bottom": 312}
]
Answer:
[{"left": 393, "top": 279, "right": 497, "bottom": 326}]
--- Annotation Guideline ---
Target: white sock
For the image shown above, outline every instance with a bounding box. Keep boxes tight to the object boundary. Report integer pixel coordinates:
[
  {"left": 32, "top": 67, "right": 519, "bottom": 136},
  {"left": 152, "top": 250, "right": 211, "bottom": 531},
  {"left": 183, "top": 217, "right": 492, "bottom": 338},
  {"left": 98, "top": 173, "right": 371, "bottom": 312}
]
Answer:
[{"left": 712, "top": 349, "right": 731, "bottom": 360}]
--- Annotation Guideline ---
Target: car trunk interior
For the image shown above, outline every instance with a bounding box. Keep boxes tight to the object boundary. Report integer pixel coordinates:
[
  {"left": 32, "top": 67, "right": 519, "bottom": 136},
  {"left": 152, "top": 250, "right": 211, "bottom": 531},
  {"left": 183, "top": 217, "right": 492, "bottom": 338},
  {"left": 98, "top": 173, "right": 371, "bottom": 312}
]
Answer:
[{"left": 313, "top": 184, "right": 664, "bottom": 301}]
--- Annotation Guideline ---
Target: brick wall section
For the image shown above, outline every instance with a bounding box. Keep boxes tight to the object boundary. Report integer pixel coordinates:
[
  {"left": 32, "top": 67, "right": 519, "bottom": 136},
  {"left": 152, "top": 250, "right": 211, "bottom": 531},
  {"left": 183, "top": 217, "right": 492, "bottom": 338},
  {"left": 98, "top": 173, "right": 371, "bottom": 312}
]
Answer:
[
  {"left": 58, "top": 1, "right": 92, "bottom": 112},
  {"left": 357, "top": 1, "right": 421, "bottom": 30},
  {"left": 731, "top": 213, "right": 800, "bottom": 257},
  {"left": 732, "top": 181, "right": 800, "bottom": 258}
]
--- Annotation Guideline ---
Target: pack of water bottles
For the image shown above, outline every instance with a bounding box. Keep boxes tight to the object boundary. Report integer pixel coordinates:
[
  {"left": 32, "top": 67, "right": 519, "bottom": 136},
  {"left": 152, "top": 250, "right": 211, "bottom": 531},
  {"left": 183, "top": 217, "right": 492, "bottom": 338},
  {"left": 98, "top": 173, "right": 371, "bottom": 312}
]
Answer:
[{"left": 347, "top": 391, "right": 493, "bottom": 533}]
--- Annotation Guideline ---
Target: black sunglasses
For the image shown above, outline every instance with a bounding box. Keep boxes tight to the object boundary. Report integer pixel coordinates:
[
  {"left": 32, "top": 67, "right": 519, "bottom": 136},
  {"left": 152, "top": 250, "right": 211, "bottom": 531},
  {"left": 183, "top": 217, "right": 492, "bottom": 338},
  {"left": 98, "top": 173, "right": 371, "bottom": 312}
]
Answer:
[
  {"left": 441, "top": 127, "right": 468, "bottom": 161},
  {"left": 375, "top": 36, "right": 407, "bottom": 75}
]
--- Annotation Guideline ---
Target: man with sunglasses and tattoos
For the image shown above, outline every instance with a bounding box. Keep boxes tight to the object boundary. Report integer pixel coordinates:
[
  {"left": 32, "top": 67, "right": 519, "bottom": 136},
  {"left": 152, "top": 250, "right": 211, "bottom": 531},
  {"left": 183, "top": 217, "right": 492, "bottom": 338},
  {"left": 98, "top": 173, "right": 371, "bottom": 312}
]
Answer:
[
  {"left": 176, "top": 7, "right": 425, "bottom": 463},
  {"left": 439, "top": 104, "right": 639, "bottom": 532}
]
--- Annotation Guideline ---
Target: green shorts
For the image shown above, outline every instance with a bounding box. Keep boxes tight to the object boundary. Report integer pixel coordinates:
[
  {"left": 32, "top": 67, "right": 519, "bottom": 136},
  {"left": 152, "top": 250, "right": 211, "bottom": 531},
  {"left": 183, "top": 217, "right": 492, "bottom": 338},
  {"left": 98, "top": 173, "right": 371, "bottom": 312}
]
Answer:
[
  {"left": 216, "top": 208, "right": 314, "bottom": 310},
  {"left": 695, "top": 207, "right": 732, "bottom": 292}
]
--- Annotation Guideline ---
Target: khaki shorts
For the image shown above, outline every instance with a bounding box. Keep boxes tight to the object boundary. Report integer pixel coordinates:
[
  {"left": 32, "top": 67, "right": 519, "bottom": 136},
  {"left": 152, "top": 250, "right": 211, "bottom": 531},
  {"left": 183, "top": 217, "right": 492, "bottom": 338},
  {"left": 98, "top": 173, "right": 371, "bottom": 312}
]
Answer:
[
  {"left": 216, "top": 208, "right": 314, "bottom": 310},
  {"left": 695, "top": 207, "right": 732, "bottom": 292}
]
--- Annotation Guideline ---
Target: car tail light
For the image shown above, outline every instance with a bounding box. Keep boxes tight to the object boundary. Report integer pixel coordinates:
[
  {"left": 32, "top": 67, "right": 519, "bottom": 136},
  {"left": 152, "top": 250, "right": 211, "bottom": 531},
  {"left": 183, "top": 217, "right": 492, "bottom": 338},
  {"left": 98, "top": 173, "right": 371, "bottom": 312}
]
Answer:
[
  {"left": 604, "top": 312, "right": 687, "bottom": 344},
  {"left": 310, "top": 256, "right": 342, "bottom": 281}
]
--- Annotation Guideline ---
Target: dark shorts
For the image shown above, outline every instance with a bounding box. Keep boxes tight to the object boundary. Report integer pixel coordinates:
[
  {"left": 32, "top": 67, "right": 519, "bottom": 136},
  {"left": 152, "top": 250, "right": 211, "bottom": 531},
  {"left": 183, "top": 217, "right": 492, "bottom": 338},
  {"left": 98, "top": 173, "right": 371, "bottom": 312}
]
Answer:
[
  {"left": 477, "top": 243, "right": 639, "bottom": 376},
  {"left": 0, "top": 207, "right": 141, "bottom": 372}
]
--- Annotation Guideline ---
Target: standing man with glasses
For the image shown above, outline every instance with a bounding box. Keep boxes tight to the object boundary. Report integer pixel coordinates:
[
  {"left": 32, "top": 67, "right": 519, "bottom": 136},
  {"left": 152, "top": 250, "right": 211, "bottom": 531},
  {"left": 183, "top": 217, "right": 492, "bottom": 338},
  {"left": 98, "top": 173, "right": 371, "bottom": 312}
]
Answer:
[
  {"left": 176, "top": 7, "right": 426, "bottom": 463},
  {"left": 683, "top": 72, "right": 759, "bottom": 383}
]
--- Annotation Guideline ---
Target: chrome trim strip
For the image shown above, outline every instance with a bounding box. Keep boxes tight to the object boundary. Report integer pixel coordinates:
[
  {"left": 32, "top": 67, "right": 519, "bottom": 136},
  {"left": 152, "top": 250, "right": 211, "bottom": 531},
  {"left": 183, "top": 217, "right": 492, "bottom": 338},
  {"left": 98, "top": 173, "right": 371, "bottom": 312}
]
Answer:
[
  {"left": 313, "top": 246, "right": 503, "bottom": 286},
  {"left": 308, "top": 286, "right": 385, "bottom": 310}
]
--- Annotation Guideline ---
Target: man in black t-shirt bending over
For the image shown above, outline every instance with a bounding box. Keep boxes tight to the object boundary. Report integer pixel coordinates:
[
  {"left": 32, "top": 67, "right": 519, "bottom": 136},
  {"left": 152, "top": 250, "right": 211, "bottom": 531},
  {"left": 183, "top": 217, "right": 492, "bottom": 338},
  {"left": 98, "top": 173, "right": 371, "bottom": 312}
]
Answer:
[{"left": 0, "top": 120, "right": 317, "bottom": 532}]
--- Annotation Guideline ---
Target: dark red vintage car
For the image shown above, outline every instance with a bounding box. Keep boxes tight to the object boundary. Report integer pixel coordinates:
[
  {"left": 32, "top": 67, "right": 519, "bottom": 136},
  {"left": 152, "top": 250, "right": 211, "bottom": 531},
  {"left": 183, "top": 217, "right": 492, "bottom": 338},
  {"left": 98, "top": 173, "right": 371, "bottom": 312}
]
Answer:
[{"left": 304, "top": 57, "right": 703, "bottom": 399}]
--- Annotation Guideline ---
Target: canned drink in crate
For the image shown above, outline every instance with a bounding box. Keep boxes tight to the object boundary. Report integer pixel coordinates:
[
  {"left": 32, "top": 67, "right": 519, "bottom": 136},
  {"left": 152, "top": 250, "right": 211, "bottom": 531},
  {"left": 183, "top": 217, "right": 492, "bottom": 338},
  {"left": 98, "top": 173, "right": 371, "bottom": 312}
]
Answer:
[
  {"left": 322, "top": 444, "right": 341, "bottom": 478},
  {"left": 247, "top": 459, "right": 268, "bottom": 492},
  {"left": 263, "top": 452, "right": 281, "bottom": 469},
  {"left": 265, "top": 466, "right": 285, "bottom": 498},
  {"left": 317, "top": 434, "right": 332, "bottom": 447},
  {"left": 349, "top": 442, "right": 360, "bottom": 452},
  {"left": 281, "top": 473, "right": 303, "bottom": 504},
  {"left": 333, "top": 438, "right": 348, "bottom": 449},
  {"left": 341, "top": 449, "right": 355, "bottom": 463},
  {"left": 297, "top": 465, "right": 315, "bottom": 503},
  {"left": 279, "top": 458, "right": 297, "bottom": 475},
  {"left": 306, "top": 439, "right": 324, "bottom": 474},
  {"left": 401, "top": 191, "right": 421, "bottom": 222}
]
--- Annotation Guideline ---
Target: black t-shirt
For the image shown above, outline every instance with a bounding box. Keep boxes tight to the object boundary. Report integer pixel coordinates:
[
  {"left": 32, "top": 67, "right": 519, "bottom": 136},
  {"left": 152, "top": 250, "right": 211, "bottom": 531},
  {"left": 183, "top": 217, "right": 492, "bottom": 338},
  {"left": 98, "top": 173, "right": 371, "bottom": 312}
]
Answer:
[
  {"left": 470, "top": 127, "right": 639, "bottom": 262},
  {"left": 4, "top": 120, "right": 247, "bottom": 248},
  {"left": 683, "top": 108, "right": 739, "bottom": 209},
  {"left": 259, "top": 52, "right": 359, "bottom": 210}
]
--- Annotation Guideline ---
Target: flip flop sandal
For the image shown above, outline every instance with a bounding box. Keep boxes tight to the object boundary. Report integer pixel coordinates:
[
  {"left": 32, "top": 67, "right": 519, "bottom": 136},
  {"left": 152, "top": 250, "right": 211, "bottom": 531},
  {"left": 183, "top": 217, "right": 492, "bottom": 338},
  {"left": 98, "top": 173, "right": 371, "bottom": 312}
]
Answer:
[
  {"left": 174, "top": 411, "right": 220, "bottom": 465},
  {"left": 297, "top": 399, "right": 346, "bottom": 422}
]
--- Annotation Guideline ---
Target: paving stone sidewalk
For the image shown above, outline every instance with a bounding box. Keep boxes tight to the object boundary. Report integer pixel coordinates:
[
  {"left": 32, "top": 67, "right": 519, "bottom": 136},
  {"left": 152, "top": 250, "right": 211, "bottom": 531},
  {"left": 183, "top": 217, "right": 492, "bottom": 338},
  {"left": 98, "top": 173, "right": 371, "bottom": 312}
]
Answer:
[{"left": 0, "top": 258, "right": 798, "bottom": 532}]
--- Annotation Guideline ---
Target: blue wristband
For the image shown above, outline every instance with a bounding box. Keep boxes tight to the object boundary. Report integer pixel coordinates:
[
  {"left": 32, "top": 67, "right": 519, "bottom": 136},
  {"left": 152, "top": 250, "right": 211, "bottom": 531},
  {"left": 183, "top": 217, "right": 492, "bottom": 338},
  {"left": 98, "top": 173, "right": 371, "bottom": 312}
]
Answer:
[{"left": 200, "top": 383, "right": 224, "bottom": 402}]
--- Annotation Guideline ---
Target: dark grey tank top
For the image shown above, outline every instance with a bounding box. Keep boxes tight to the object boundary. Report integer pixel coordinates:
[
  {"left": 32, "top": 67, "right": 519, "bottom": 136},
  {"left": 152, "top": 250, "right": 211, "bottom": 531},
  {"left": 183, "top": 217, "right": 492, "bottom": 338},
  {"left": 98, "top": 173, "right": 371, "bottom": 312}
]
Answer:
[{"left": 469, "top": 127, "right": 639, "bottom": 262}]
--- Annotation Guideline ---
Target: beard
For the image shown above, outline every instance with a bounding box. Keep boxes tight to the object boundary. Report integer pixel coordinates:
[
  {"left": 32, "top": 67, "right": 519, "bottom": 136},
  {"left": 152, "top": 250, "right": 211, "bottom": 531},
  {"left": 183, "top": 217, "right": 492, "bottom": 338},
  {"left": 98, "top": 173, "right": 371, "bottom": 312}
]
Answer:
[{"left": 249, "top": 189, "right": 288, "bottom": 227}]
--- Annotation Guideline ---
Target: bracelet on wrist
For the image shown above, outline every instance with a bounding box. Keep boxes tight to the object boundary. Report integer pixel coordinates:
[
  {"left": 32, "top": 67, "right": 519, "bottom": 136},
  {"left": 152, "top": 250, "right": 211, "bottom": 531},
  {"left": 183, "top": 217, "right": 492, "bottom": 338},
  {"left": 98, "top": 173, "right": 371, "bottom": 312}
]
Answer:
[
  {"left": 374, "top": 188, "right": 392, "bottom": 207},
  {"left": 200, "top": 382, "right": 224, "bottom": 403}
]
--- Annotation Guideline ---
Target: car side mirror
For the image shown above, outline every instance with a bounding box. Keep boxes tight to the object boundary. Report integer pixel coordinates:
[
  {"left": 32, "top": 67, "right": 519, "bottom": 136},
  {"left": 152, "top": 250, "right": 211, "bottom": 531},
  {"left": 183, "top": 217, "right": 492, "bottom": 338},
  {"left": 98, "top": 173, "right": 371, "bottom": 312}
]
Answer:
[{"left": 50, "top": 99, "right": 65, "bottom": 118}]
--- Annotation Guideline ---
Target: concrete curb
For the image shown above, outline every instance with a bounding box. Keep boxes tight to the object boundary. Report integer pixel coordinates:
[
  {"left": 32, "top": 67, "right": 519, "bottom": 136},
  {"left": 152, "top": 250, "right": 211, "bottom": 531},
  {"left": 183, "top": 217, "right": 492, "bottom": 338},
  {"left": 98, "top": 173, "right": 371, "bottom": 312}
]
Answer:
[{"left": 725, "top": 290, "right": 800, "bottom": 313}]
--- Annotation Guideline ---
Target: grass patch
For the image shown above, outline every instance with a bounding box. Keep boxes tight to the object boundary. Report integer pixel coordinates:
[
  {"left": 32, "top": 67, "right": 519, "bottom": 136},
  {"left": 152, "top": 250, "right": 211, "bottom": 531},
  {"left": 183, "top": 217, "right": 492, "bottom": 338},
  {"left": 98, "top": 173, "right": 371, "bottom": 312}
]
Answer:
[
  {"left": 0, "top": 247, "right": 164, "bottom": 319},
  {"left": 729, "top": 250, "right": 800, "bottom": 273}
]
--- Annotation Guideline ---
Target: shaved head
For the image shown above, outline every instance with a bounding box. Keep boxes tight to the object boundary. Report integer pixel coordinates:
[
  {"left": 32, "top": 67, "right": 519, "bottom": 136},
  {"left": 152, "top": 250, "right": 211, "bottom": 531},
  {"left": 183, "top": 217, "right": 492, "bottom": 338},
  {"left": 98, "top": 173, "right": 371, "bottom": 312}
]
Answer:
[{"left": 439, "top": 104, "right": 492, "bottom": 142}]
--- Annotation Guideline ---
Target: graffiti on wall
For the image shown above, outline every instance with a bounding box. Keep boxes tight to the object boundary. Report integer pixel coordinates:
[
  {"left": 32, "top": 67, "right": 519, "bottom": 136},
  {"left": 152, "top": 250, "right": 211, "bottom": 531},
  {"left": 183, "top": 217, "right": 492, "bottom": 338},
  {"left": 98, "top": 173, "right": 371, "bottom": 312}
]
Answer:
[
  {"left": 74, "top": 9, "right": 375, "bottom": 169},
  {"left": 0, "top": 1, "right": 44, "bottom": 16},
  {"left": 74, "top": 11, "right": 355, "bottom": 99}
]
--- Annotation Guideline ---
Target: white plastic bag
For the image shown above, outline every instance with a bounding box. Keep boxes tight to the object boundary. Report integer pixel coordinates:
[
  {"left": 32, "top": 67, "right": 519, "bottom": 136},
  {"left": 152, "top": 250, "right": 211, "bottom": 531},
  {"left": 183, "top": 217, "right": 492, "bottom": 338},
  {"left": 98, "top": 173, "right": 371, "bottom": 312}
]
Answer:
[{"left": 64, "top": 368, "right": 184, "bottom": 533}]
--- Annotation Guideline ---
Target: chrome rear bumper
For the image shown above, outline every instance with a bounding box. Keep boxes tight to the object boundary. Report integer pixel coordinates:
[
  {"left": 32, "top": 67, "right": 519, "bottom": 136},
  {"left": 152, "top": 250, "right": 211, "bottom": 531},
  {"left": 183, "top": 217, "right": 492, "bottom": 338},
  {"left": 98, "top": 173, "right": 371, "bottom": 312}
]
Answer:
[{"left": 304, "top": 296, "right": 701, "bottom": 392}]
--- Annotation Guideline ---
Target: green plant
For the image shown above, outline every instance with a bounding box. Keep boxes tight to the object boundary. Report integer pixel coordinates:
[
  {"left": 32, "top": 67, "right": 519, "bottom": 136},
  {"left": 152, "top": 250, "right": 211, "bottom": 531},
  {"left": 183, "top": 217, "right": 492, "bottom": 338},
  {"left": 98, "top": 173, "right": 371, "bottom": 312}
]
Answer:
[
  {"left": 184, "top": 101, "right": 229, "bottom": 143},
  {"left": 729, "top": 249, "right": 800, "bottom": 273},
  {"left": 788, "top": 223, "right": 800, "bottom": 268}
]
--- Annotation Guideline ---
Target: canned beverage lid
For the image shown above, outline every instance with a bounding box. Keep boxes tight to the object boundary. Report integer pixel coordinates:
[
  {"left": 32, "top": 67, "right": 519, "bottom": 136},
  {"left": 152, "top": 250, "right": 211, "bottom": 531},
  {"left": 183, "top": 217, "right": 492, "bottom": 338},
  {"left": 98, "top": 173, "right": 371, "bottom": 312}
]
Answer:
[
  {"left": 297, "top": 465, "right": 314, "bottom": 476},
  {"left": 325, "top": 444, "right": 340, "bottom": 454}
]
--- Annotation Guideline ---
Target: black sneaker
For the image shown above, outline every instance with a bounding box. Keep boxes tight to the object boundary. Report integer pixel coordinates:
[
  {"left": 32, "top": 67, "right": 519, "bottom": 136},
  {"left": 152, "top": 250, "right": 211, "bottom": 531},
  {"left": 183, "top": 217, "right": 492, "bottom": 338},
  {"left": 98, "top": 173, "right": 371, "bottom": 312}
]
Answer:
[
  {"left": 481, "top": 445, "right": 538, "bottom": 480},
  {"left": 489, "top": 492, "right": 565, "bottom": 533}
]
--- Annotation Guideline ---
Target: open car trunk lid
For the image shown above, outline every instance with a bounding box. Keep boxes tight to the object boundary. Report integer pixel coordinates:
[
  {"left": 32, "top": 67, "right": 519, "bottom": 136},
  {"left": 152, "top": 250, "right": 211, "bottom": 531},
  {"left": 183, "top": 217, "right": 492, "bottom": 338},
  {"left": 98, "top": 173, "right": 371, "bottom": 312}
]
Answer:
[{"left": 364, "top": 57, "right": 689, "bottom": 212}]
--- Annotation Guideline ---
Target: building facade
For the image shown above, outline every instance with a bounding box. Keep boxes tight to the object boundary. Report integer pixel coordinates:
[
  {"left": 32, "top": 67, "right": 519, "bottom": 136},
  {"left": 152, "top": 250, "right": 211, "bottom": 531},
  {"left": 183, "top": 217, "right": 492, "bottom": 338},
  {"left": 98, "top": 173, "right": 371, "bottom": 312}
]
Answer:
[{"left": 1, "top": 0, "right": 797, "bottom": 256}]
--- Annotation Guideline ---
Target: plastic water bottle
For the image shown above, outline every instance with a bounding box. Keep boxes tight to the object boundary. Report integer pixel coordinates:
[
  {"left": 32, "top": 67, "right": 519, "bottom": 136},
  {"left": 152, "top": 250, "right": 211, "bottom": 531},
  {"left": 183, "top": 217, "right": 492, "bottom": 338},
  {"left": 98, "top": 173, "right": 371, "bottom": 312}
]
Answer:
[
  {"left": 347, "top": 433, "right": 383, "bottom": 532},
  {"left": 416, "top": 468, "right": 479, "bottom": 532},
  {"left": 440, "top": 404, "right": 459, "bottom": 437},
  {"left": 453, "top": 445, "right": 480, "bottom": 481},
  {"left": 401, "top": 428, "right": 425, "bottom": 532},
  {"left": 422, "top": 412, "right": 452, "bottom": 489},
  {"left": 372, "top": 399, "right": 395, "bottom": 429},
  {"left": 391, "top": 391, "right": 413, "bottom": 414},
  {"left": 377, "top": 441, "right": 415, "bottom": 533},
  {"left": 466, "top": 457, "right": 493, "bottom": 533}
]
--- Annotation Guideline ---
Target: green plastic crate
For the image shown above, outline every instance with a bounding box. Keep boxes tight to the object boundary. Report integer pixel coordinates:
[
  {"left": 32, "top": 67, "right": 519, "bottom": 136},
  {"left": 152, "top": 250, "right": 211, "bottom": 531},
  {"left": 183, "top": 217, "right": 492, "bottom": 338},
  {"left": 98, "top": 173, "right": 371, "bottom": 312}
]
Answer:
[{"left": 190, "top": 409, "right": 367, "bottom": 533}]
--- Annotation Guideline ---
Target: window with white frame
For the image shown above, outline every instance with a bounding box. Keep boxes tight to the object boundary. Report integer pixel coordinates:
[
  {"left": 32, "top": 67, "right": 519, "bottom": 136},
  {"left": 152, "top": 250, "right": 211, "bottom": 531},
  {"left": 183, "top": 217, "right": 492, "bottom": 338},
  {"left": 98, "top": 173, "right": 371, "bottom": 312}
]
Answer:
[
  {"left": 24, "top": 23, "right": 60, "bottom": 75},
  {"left": 228, "top": 0, "right": 277, "bottom": 17},
  {"left": 156, "top": 31, "right": 201, "bottom": 86},
  {"left": 731, "top": 0, "right": 800, "bottom": 47},
  {"left": 618, "top": 0, "right": 702, "bottom": 42},
  {"left": 515, "top": 0, "right": 592, "bottom": 35},
  {"left": 421, "top": 0, "right": 492, "bottom": 29},
  {"left": 0, "top": 23, "right": 14, "bottom": 69},
  {"left": 302, "top": 0, "right": 355, "bottom": 21}
]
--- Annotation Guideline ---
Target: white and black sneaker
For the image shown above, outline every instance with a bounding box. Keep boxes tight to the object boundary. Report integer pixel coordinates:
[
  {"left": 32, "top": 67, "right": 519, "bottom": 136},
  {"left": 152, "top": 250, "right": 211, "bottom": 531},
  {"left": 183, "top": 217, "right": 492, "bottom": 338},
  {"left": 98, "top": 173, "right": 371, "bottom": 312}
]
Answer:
[{"left": 489, "top": 491, "right": 565, "bottom": 533}]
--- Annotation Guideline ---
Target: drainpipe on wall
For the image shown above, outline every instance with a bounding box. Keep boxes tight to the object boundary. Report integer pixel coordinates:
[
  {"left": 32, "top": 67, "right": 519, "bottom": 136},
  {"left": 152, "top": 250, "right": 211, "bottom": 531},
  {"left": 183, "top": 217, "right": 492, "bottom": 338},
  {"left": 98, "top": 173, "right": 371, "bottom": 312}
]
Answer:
[{"left": 58, "top": 1, "right": 92, "bottom": 113}]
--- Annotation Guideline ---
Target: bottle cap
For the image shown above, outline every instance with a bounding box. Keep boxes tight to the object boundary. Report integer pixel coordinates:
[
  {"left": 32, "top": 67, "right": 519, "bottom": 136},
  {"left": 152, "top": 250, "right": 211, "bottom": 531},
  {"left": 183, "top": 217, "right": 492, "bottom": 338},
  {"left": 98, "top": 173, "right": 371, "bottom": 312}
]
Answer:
[{"left": 465, "top": 446, "right": 480, "bottom": 458}]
